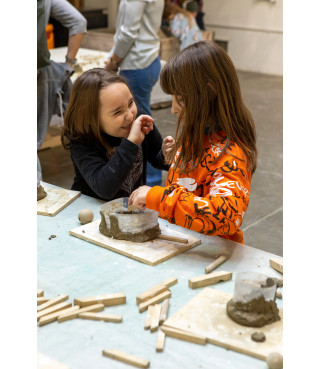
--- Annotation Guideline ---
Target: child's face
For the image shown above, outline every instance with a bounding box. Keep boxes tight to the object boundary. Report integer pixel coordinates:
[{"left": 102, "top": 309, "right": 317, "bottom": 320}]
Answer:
[
  {"left": 99, "top": 82, "right": 137, "bottom": 138},
  {"left": 171, "top": 95, "right": 183, "bottom": 119}
]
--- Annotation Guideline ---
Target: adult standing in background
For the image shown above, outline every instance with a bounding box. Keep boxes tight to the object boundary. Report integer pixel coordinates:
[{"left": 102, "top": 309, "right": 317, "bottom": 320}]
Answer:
[
  {"left": 37, "top": 0, "right": 87, "bottom": 184},
  {"left": 105, "top": 0, "right": 165, "bottom": 187}
]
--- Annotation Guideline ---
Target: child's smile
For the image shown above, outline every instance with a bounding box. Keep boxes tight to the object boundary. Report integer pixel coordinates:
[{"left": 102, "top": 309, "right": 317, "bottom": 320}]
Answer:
[{"left": 99, "top": 82, "right": 137, "bottom": 138}]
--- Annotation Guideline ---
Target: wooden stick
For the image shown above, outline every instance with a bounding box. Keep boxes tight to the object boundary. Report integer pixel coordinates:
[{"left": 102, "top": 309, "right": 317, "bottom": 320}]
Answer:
[
  {"left": 136, "top": 285, "right": 168, "bottom": 305},
  {"left": 159, "top": 298, "right": 170, "bottom": 324},
  {"left": 37, "top": 297, "right": 49, "bottom": 305},
  {"left": 37, "top": 294, "right": 69, "bottom": 312},
  {"left": 150, "top": 304, "right": 162, "bottom": 333},
  {"left": 156, "top": 330, "right": 166, "bottom": 352},
  {"left": 144, "top": 305, "right": 154, "bottom": 330},
  {"left": 136, "top": 277, "right": 177, "bottom": 304},
  {"left": 38, "top": 305, "right": 80, "bottom": 326},
  {"left": 37, "top": 302, "right": 72, "bottom": 321},
  {"left": 188, "top": 271, "right": 232, "bottom": 289},
  {"left": 78, "top": 312, "right": 122, "bottom": 323},
  {"left": 157, "top": 234, "right": 189, "bottom": 244},
  {"left": 74, "top": 292, "right": 126, "bottom": 307},
  {"left": 139, "top": 290, "right": 171, "bottom": 313},
  {"left": 205, "top": 255, "right": 228, "bottom": 274},
  {"left": 270, "top": 258, "right": 283, "bottom": 274},
  {"left": 161, "top": 326, "right": 206, "bottom": 345},
  {"left": 58, "top": 303, "right": 104, "bottom": 323},
  {"left": 102, "top": 349, "right": 150, "bottom": 369},
  {"left": 37, "top": 289, "right": 44, "bottom": 297}
]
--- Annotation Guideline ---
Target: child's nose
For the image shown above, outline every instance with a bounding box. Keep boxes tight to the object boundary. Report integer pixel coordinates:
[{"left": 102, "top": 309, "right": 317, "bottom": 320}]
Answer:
[{"left": 125, "top": 109, "right": 133, "bottom": 120}]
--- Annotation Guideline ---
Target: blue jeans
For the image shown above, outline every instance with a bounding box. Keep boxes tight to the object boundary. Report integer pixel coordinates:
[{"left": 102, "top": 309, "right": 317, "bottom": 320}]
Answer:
[{"left": 120, "top": 57, "right": 163, "bottom": 186}]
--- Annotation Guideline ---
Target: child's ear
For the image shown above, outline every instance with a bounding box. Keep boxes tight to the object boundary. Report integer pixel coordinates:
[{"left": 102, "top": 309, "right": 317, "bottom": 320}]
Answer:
[{"left": 207, "top": 82, "right": 217, "bottom": 97}]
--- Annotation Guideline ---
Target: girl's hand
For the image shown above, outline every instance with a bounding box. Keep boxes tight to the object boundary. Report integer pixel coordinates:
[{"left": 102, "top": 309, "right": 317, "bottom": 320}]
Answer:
[
  {"left": 128, "top": 115, "right": 154, "bottom": 145},
  {"left": 129, "top": 185, "right": 151, "bottom": 210},
  {"left": 104, "top": 57, "right": 118, "bottom": 72},
  {"left": 162, "top": 136, "right": 175, "bottom": 162}
]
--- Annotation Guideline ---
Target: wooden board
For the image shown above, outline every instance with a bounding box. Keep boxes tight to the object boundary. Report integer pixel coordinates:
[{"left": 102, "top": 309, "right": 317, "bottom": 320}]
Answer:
[
  {"left": 37, "top": 185, "right": 81, "bottom": 217},
  {"left": 69, "top": 220, "right": 201, "bottom": 266},
  {"left": 162, "top": 287, "right": 282, "bottom": 360}
]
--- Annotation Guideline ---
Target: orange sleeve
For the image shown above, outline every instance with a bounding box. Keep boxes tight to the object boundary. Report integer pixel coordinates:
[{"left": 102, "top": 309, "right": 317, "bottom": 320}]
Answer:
[{"left": 146, "top": 148, "right": 251, "bottom": 241}]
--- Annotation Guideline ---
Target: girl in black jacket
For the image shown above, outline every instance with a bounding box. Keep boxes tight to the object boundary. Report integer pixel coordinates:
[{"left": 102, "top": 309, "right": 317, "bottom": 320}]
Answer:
[{"left": 62, "top": 68, "right": 173, "bottom": 201}]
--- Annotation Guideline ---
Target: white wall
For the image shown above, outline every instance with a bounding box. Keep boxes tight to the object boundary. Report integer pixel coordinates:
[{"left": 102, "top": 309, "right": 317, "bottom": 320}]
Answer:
[{"left": 203, "top": 0, "right": 283, "bottom": 75}]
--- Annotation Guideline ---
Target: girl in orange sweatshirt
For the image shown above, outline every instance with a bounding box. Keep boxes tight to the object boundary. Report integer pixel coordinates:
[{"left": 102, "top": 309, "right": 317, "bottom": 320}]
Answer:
[{"left": 129, "top": 41, "right": 257, "bottom": 244}]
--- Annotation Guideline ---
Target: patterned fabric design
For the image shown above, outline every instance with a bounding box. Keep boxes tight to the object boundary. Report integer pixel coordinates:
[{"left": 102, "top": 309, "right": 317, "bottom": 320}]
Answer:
[
  {"left": 146, "top": 134, "right": 252, "bottom": 244},
  {"left": 120, "top": 144, "right": 143, "bottom": 194}
]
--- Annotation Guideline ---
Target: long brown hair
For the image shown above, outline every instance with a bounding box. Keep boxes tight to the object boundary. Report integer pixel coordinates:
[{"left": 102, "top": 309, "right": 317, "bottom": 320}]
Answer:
[
  {"left": 160, "top": 40, "right": 257, "bottom": 174},
  {"left": 162, "top": 3, "right": 194, "bottom": 27},
  {"left": 62, "top": 68, "right": 131, "bottom": 157}
]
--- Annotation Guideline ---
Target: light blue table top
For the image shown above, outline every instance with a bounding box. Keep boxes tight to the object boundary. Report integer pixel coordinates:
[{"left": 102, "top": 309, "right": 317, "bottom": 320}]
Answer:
[{"left": 37, "top": 183, "right": 283, "bottom": 369}]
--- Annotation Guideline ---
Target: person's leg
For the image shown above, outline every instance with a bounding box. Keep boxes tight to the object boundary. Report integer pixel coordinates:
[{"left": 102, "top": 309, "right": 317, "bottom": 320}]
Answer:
[{"left": 120, "top": 57, "right": 163, "bottom": 186}]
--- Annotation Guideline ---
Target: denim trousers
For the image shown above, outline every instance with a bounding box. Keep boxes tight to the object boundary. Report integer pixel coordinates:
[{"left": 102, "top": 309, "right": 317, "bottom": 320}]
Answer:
[{"left": 120, "top": 56, "right": 163, "bottom": 186}]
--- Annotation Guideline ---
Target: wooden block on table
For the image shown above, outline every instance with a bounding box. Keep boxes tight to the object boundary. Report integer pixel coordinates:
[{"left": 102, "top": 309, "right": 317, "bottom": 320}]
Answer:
[
  {"left": 58, "top": 303, "right": 104, "bottom": 322},
  {"left": 37, "top": 289, "right": 44, "bottom": 297},
  {"left": 150, "top": 304, "right": 162, "bottom": 333},
  {"left": 136, "top": 277, "right": 177, "bottom": 304},
  {"left": 78, "top": 312, "right": 122, "bottom": 323},
  {"left": 74, "top": 292, "right": 126, "bottom": 307},
  {"left": 161, "top": 326, "right": 207, "bottom": 345},
  {"left": 159, "top": 298, "right": 170, "bottom": 324},
  {"left": 139, "top": 290, "right": 172, "bottom": 313},
  {"left": 136, "top": 285, "right": 168, "bottom": 305},
  {"left": 102, "top": 349, "right": 150, "bottom": 369},
  {"left": 188, "top": 271, "right": 232, "bottom": 289},
  {"left": 156, "top": 330, "right": 166, "bottom": 352},
  {"left": 37, "top": 294, "right": 69, "bottom": 312},
  {"left": 37, "top": 297, "right": 49, "bottom": 305},
  {"left": 37, "top": 187, "right": 81, "bottom": 217},
  {"left": 37, "top": 302, "right": 72, "bottom": 321},
  {"left": 144, "top": 305, "right": 154, "bottom": 330},
  {"left": 205, "top": 255, "right": 228, "bottom": 274},
  {"left": 38, "top": 305, "right": 80, "bottom": 326},
  {"left": 270, "top": 258, "right": 283, "bottom": 274}
]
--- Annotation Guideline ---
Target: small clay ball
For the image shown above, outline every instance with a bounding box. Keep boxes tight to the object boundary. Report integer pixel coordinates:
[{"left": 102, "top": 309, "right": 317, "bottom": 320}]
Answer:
[
  {"left": 266, "top": 352, "right": 283, "bottom": 369},
  {"left": 78, "top": 209, "right": 94, "bottom": 224}
]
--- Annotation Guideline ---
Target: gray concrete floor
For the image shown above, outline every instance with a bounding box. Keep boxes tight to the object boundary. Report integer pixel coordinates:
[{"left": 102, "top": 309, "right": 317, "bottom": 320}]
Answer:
[{"left": 38, "top": 70, "right": 283, "bottom": 256}]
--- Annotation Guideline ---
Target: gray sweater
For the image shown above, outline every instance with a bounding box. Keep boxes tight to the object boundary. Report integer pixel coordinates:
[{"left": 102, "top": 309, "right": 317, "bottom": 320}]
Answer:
[{"left": 112, "top": 0, "right": 164, "bottom": 70}]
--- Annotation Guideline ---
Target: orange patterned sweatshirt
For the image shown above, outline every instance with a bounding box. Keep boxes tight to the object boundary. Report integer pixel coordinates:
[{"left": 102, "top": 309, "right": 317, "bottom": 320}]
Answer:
[{"left": 145, "top": 133, "right": 252, "bottom": 244}]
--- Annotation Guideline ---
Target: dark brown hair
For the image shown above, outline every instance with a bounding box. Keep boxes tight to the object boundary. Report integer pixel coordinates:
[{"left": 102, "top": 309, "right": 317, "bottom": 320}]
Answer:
[
  {"left": 62, "top": 68, "right": 131, "bottom": 157},
  {"left": 160, "top": 40, "right": 257, "bottom": 174}
]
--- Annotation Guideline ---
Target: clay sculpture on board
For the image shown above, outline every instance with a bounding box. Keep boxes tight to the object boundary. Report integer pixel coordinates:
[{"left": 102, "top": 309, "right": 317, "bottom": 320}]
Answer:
[
  {"left": 37, "top": 184, "right": 47, "bottom": 201},
  {"left": 99, "top": 197, "right": 161, "bottom": 242},
  {"left": 226, "top": 272, "right": 280, "bottom": 327}
]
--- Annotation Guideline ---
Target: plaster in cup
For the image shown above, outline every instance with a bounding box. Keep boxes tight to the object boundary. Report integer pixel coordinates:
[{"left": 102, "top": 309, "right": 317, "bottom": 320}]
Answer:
[{"left": 232, "top": 272, "right": 276, "bottom": 304}]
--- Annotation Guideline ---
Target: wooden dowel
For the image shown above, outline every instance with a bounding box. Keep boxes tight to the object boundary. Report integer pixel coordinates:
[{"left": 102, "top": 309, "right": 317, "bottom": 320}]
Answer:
[
  {"left": 157, "top": 234, "right": 189, "bottom": 244},
  {"left": 159, "top": 298, "right": 170, "bottom": 324},
  {"left": 144, "top": 305, "right": 154, "bottom": 330},
  {"left": 102, "top": 349, "right": 150, "bottom": 369},
  {"left": 150, "top": 304, "right": 162, "bottom": 333},
  {"left": 139, "top": 290, "right": 171, "bottom": 313},
  {"left": 37, "top": 302, "right": 72, "bottom": 321},
  {"left": 156, "top": 330, "right": 166, "bottom": 352},
  {"left": 205, "top": 255, "right": 228, "bottom": 274},
  {"left": 189, "top": 271, "right": 232, "bottom": 289},
  {"left": 136, "top": 277, "right": 177, "bottom": 305},
  {"left": 161, "top": 326, "right": 206, "bottom": 345}
]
